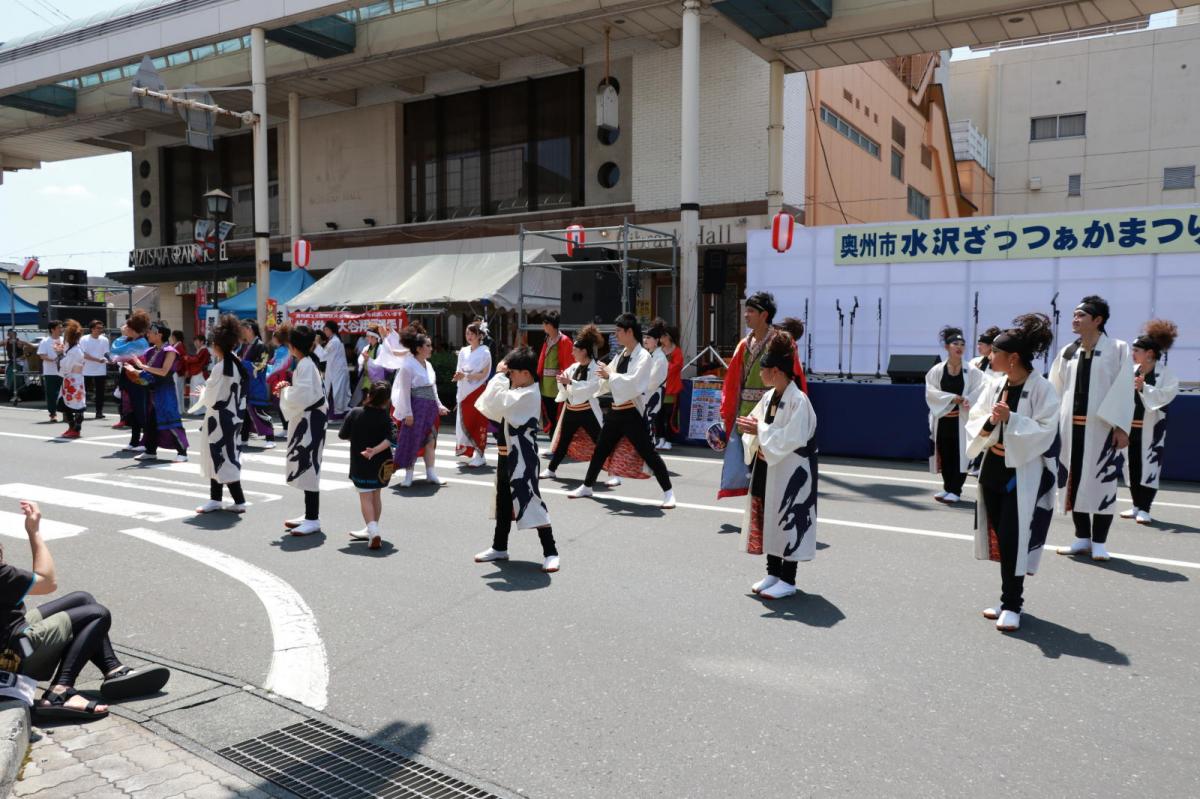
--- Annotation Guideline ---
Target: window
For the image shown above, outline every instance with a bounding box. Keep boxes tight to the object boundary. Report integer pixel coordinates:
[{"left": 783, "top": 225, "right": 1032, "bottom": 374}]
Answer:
[
  {"left": 190, "top": 44, "right": 215, "bottom": 60},
  {"left": 1163, "top": 165, "right": 1196, "bottom": 190},
  {"left": 535, "top": 72, "right": 584, "bottom": 210},
  {"left": 891, "top": 149, "right": 904, "bottom": 181},
  {"left": 100, "top": 67, "right": 122, "bottom": 82},
  {"left": 907, "top": 186, "right": 930, "bottom": 220},
  {"left": 442, "top": 92, "right": 482, "bottom": 219},
  {"left": 166, "top": 51, "right": 191, "bottom": 67},
  {"left": 920, "top": 145, "right": 932, "bottom": 169},
  {"left": 891, "top": 118, "right": 905, "bottom": 147},
  {"left": 843, "top": 89, "right": 853, "bottom": 103},
  {"left": 1067, "top": 174, "right": 1081, "bottom": 196},
  {"left": 216, "top": 38, "right": 243, "bottom": 54},
  {"left": 358, "top": 2, "right": 393, "bottom": 20},
  {"left": 819, "top": 105, "right": 880, "bottom": 159},
  {"left": 1031, "top": 113, "right": 1086, "bottom": 141},
  {"left": 487, "top": 81, "right": 530, "bottom": 215}
]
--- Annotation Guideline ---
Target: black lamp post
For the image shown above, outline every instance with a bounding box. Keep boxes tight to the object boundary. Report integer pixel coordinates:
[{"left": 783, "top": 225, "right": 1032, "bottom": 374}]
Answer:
[{"left": 202, "top": 189, "right": 231, "bottom": 315}]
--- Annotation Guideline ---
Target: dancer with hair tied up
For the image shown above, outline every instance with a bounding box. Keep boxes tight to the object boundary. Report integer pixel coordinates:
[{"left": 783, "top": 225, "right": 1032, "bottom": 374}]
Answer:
[
  {"left": 238, "top": 320, "right": 276, "bottom": 450},
  {"left": 541, "top": 324, "right": 604, "bottom": 480},
  {"left": 1121, "top": 319, "right": 1180, "bottom": 525},
  {"left": 454, "top": 322, "right": 492, "bottom": 469},
  {"left": 925, "top": 326, "right": 984, "bottom": 505},
  {"left": 966, "top": 313, "right": 1060, "bottom": 633},
  {"left": 276, "top": 325, "right": 328, "bottom": 537},
  {"left": 192, "top": 314, "right": 249, "bottom": 515},
  {"left": 974, "top": 326, "right": 1002, "bottom": 380},
  {"left": 393, "top": 327, "right": 449, "bottom": 487},
  {"left": 124, "top": 322, "right": 189, "bottom": 463},
  {"left": 56, "top": 321, "right": 87, "bottom": 439}
]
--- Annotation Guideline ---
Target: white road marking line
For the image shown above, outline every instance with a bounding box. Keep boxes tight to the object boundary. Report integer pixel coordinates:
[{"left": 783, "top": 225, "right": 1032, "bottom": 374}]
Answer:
[
  {"left": 147, "top": 462, "right": 349, "bottom": 492},
  {"left": 66, "top": 473, "right": 281, "bottom": 503},
  {"left": 119, "top": 527, "right": 328, "bottom": 711},
  {"left": 0, "top": 510, "right": 86, "bottom": 540},
  {"left": 0, "top": 483, "right": 193, "bottom": 523}
]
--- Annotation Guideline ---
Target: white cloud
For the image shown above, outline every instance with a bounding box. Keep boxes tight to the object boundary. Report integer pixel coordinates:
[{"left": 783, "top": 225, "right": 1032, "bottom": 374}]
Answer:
[{"left": 38, "top": 184, "right": 93, "bottom": 198}]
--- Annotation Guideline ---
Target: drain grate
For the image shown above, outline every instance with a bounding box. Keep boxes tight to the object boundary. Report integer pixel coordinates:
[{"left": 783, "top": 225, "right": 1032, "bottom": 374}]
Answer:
[{"left": 218, "top": 719, "right": 501, "bottom": 799}]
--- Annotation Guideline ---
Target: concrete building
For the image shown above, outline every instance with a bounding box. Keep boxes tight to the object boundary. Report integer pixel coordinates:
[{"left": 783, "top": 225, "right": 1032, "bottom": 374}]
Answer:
[{"left": 948, "top": 16, "right": 1200, "bottom": 215}]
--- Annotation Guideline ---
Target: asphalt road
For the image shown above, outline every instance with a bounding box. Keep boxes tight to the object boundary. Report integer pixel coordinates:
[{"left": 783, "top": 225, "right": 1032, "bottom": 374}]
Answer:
[{"left": 1, "top": 403, "right": 1197, "bottom": 798}]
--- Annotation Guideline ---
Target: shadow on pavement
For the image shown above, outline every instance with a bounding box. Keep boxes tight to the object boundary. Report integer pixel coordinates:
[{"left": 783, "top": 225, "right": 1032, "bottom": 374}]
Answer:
[
  {"left": 389, "top": 483, "right": 443, "bottom": 498},
  {"left": 271, "top": 531, "right": 327, "bottom": 552},
  {"left": 480, "top": 560, "right": 552, "bottom": 592},
  {"left": 755, "top": 592, "right": 845, "bottom": 627},
  {"left": 1092, "top": 556, "right": 1189, "bottom": 583},
  {"left": 1008, "top": 614, "right": 1131, "bottom": 665},
  {"left": 1149, "top": 520, "right": 1200, "bottom": 536},
  {"left": 182, "top": 513, "right": 244, "bottom": 531},
  {"left": 369, "top": 718, "right": 433, "bottom": 763},
  {"left": 819, "top": 474, "right": 942, "bottom": 513},
  {"left": 718, "top": 522, "right": 829, "bottom": 549},
  {"left": 591, "top": 495, "right": 665, "bottom": 518},
  {"left": 338, "top": 540, "right": 399, "bottom": 558}
]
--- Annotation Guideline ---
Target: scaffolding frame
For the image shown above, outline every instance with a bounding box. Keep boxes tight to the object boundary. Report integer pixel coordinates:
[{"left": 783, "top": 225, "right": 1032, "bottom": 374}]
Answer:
[{"left": 516, "top": 219, "right": 678, "bottom": 334}]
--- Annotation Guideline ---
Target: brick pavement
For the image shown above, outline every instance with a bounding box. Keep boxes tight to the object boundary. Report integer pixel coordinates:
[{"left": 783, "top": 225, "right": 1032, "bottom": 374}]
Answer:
[{"left": 15, "top": 715, "right": 277, "bottom": 799}]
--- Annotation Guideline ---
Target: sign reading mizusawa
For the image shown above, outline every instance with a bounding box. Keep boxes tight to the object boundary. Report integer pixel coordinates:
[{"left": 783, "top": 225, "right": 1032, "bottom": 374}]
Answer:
[{"left": 834, "top": 207, "right": 1200, "bottom": 265}]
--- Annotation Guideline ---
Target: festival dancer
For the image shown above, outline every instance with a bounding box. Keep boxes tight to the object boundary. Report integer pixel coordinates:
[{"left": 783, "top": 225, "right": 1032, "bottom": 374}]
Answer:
[
  {"left": 276, "top": 325, "right": 328, "bottom": 537},
  {"left": 192, "top": 314, "right": 249, "bottom": 515},
  {"left": 567, "top": 314, "right": 676, "bottom": 508},
  {"left": 718, "top": 293, "right": 807, "bottom": 500},
  {"left": 321, "top": 321, "right": 352, "bottom": 420},
  {"left": 124, "top": 322, "right": 188, "bottom": 463},
  {"left": 537, "top": 311, "right": 573, "bottom": 432},
  {"left": 266, "top": 327, "right": 295, "bottom": 435},
  {"left": 642, "top": 319, "right": 670, "bottom": 450},
  {"left": 966, "top": 313, "right": 1060, "bottom": 633},
  {"left": 974, "top": 326, "right": 1001, "bottom": 376},
  {"left": 112, "top": 311, "right": 150, "bottom": 447},
  {"left": 657, "top": 324, "right": 684, "bottom": 450},
  {"left": 340, "top": 380, "right": 395, "bottom": 549},
  {"left": 237, "top": 320, "right": 275, "bottom": 450},
  {"left": 541, "top": 325, "right": 604, "bottom": 480},
  {"left": 473, "top": 348, "right": 559, "bottom": 573},
  {"left": 454, "top": 322, "right": 493, "bottom": 468},
  {"left": 1051, "top": 296, "right": 1134, "bottom": 562},
  {"left": 393, "top": 328, "right": 449, "bottom": 487},
  {"left": 56, "top": 321, "right": 87, "bottom": 439},
  {"left": 925, "top": 326, "right": 984, "bottom": 504},
  {"left": 183, "top": 333, "right": 211, "bottom": 417},
  {"left": 736, "top": 331, "right": 818, "bottom": 600},
  {"left": 1120, "top": 320, "right": 1179, "bottom": 525}
]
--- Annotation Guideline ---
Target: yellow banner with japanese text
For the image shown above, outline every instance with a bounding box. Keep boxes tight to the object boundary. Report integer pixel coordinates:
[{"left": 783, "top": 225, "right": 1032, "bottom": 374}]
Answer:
[{"left": 833, "top": 208, "right": 1200, "bottom": 264}]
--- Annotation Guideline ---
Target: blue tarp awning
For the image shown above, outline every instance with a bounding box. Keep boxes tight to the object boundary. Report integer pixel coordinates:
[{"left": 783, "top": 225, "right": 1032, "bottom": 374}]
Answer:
[
  {"left": 199, "top": 269, "right": 315, "bottom": 317},
  {"left": 0, "top": 282, "right": 41, "bottom": 325}
]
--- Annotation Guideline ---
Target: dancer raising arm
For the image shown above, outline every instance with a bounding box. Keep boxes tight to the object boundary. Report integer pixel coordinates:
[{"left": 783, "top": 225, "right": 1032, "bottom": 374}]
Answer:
[
  {"left": 541, "top": 324, "right": 605, "bottom": 480},
  {"left": 1121, "top": 320, "right": 1179, "bottom": 525},
  {"left": 925, "top": 326, "right": 984, "bottom": 505}
]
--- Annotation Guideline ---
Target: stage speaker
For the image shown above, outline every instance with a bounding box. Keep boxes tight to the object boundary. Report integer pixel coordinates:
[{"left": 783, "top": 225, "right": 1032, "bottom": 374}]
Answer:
[
  {"left": 702, "top": 249, "right": 728, "bottom": 294},
  {"left": 561, "top": 267, "right": 622, "bottom": 327},
  {"left": 48, "top": 269, "right": 88, "bottom": 305},
  {"left": 41, "top": 300, "right": 104, "bottom": 326},
  {"left": 887, "top": 354, "right": 940, "bottom": 384},
  {"left": 47, "top": 268, "right": 86, "bottom": 285}
]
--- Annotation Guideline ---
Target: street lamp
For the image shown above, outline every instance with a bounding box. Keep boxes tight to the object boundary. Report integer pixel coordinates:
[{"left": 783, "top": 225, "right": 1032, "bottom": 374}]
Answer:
[{"left": 203, "top": 188, "right": 232, "bottom": 218}]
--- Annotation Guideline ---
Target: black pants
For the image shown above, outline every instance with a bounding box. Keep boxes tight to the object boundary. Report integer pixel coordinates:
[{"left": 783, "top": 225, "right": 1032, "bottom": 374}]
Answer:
[
  {"left": 766, "top": 555, "right": 798, "bottom": 585},
  {"left": 143, "top": 407, "right": 186, "bottom": 457},
  {"left": 548, "top": 409, "right": 601, "bottom": 471},
  {"left": 540, "top": 394, "right": 557, "bottom": 431},
  {"left": 936, "top": 416, "right": 965, "bottom": 494},
  {"left": 35, "top": 592, "right": 122, "bottom": 687},
  {"left": 63, "top": 406, "right": 84, "bottom": 433},
  {"left": 655, "top": 397, "right": 675, "bottom": 442},
  {"left": 1073, "top": 512, "right": 1113, "bottom": 544},
  {"left": 304, "top": 490, "right": 319, "bottom": 521},
  {"left": 210, "top": 480, "right": 246, "bottom": 505},
  {"left": 86, "top": 375, "right": 107, "bottom": 416},
  {"left": 491, "top": 455, "right": 557, "bottom": 556},
  {"left": 583, "top": 407, "right": 672, "bottom": 491},
  {"left": 980, "top": 486, "right": 1025, "bottom": 613},
  {"left": 1128, "top": 427, "right": 1158, "bottom": 512}
]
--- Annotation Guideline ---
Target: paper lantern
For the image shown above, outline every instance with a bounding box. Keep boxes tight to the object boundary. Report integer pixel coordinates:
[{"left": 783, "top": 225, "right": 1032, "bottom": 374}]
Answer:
[
  {"left": 293, "top": 238, "right": 311, "bottom": 269},
  {"left": 565, "top": 224, "right": 586, "bottom": 257},
  {"left": 20, "top": 257, "right": 39, "bottom": 281},
  {"left": 771, "top": 211, "right": 794, "bottom": 253}
]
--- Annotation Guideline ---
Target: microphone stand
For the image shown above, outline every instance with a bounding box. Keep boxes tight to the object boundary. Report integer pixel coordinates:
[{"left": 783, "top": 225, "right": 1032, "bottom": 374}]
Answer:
[
  {"left": 835, "top": 299, "right": 845, "bottom": 379},
  {"left": 875, "top": 297, "right": 883, "bottom": 379},
  {"left": 971, "top": 291, "right": 979, "bottom": 351},
  {"left": 1047, "top": 291, "right": 1060, "bottom": 376},
  {"left": 847, "top": 296, "right": 860, "bottom": 378},
  {"left": 803, "top": 298, "right": 812, "bottom": 372}
]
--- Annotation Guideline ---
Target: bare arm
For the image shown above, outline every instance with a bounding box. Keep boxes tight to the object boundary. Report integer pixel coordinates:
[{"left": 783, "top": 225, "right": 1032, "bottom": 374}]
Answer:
[{"left": 21, "top": 501, "right": 57, "bottom": 595}]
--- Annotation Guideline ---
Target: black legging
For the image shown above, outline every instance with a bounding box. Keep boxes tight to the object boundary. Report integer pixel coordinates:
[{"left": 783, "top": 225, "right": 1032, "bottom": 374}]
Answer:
[
  {"left": 1073, "top": 512, "right": 1113, "bottom": 544},
  {"left": 304, "top": 490, "right": 319, "bottom": 521},
  {"left": 765, "top": 555, "right": 798, "bottom": 585},
  {"left": 583, "top": 407, "right": 672, "bottom": 491},
  {"left": 1128, "top": 426, "right": 1158, "bottom": 512},
  {"left": 210, "top": 480, "right": 246, "bottom": 505},
  {"left": 548, "top": 409, "right": 601, "bottom": 471},
  {"left": 540, "top": 394, "right": 557, "bottom": 431},
  {"left": 491, "top": 452, "right": 557, "bottom": 556},
  {"left": 34, "top": 592, "right": 121, "bottom": 687},
  {"left": 980, "top": 486, "right": 1025, "bottom": 613},
  {"left": 86, "top": 375, "right": 107, "bottom": 416},
  {"left": 63, "top": 407, "right": 84, "bottom": 433},
  {"left": 936, "top": 415, "right": 966, "bottom": 494}
]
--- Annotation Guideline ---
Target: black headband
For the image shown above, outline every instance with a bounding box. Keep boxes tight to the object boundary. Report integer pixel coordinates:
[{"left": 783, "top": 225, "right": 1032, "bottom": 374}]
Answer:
[
  {"left": 978, "top": 333, "right": 996, "bottom": 345},
  {"left": 746, "top": 296, "right": 776, "bottom": 315},
  {"left": 1076, "top": 302, "right": 1103, "bottom": 318},
  {"left": 991, "top": 330, "right": 1031, "bottom": 358},
  {"left": 944, "top": 333, "right": 965, "bottom": 345},
  {"left": 1133, "top": 335, "right": 1161, "bottom": 353}
]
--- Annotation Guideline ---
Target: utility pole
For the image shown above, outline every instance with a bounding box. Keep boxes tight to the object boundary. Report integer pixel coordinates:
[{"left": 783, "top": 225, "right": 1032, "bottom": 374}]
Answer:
[{"left": 250, "top": 28, "right": 270, "bottom": 332}]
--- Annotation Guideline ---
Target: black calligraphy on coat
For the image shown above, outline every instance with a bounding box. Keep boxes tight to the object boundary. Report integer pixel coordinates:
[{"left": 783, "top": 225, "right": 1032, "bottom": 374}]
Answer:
[
  {"left": 779, "top": 435, "right": 818, "bottom": 558},
  {"left": 1145, "top": 415, "right": 1168, "bottom": 485},
  {"left": 287, "top": 403, "right": 327, "bottom": 484},
  {"left": 507, "top": 418, "right": 544, "bottom": 522},
  {"left": 1094, "top": 431, "right": 1125, "bottom": 511},
  {"left": 208, "top": 361, "right": 244, "bottom": 477}
]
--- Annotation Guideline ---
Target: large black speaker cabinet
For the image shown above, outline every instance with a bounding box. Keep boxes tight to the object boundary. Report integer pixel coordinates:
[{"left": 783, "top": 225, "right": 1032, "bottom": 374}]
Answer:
[
  {"left": 39, "top": 300, "right": 104, "bottom": 326},
  {"left": 887, "top": 354, "right": 940, "bottom": 384},
  {"left": 560, "top": 267, "right": 622, "bottom": 327},
  {"left": 703, "top": 249, "right": 728, "bottom": 294}
]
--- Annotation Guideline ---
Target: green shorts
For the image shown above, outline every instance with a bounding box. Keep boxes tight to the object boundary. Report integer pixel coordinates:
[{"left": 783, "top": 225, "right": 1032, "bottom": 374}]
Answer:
[{"left": 18, "top": 607, "right": 73, "bottom": 681}]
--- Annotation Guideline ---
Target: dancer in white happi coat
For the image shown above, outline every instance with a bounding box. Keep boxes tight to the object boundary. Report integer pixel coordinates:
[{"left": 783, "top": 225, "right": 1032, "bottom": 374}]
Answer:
[
  {"left": 453, "top": 321, "right": 493, "bottom": 468},
  {"left": 973, "top": 326, "right": 1003, "bottom": 385},
  {"left": 966, "top": 314, "right": 1060, "bottom": 633},
  {"left": 473, "top": 347, "right": 559, "bottom": 573},
  {"left": 925, "top": 326, "right": 985, "bottom": 504},
  {"left": 276, "top": 325, "right": 329, "bottom": 537},
  {"left": 736, "top": 331, "right": 818, "bottom": 601},
  {"left": 1050, "top": 296, "right": 1134, "bottom": 562},
  {"left": 320, "top": 321, "right": 352, "bottom": 420},
  {"left": 542, "top": 325, "right": 604, "bottom": 480},
  {"left": 1121, "top": 320, "right": 1180, "bottom": 525},
  {"left": 641, "top": 319, "right": 670, "bottom": 449},
  {"left": 192, "top": 314, "right": 249, "bottom": 515}
]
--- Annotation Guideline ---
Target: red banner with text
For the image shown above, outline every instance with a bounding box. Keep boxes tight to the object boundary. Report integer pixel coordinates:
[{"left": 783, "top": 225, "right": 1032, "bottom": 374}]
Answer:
[{"left": 288, "top": 308, "right": 409, "bottom": 335}]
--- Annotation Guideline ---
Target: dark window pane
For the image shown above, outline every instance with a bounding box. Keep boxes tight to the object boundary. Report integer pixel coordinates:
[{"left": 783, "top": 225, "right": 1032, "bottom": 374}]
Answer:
[
  {"left": 1057, "top": 113, "right": 1085, "bottom": 138},
  {"left": 487, "top": 82, "right": 529, "bottom": 215},
  {"left": 442, "top": 92, "right": 481, "bottom": 219},
  {"left": 1030, "top": 116, "right": 1057, "bottom": 141},
  {"left": 404, "top": 99, "right": 437, "bottom": 223},
  {"left": 535, "top": 72, "right": 581, "bottom": 211}
]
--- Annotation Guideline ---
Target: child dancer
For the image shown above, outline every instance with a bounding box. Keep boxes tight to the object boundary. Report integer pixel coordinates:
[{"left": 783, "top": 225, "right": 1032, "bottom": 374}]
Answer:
[
  {"left": 276, "top": 325, "right": 328, "bottom": 536},
  {"left": 340, "top": 380, "right": 395, "bottom": 549},
  {"left": 473, "top": 347, "right": 559, "bottom": 573}
]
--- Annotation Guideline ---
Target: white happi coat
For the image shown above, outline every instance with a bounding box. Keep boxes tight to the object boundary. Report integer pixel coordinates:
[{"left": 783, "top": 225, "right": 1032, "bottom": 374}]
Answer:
[
  {"left": 740, "top": 382, "right": 819, "bottom": 562},
  {"left": 476, "top": 374, "right": 551, "bottom": 529},
  {"left": 643, "top": 347, "right": 669, "bottom": 421},
  {"left": 1123, "top": 362, "right": 1179, "bottom": 490},
  {"left": 191, "top": 357, "right": 245, "bottom": 484},
  {"left": 550, "top": 360, "right": 603, "bottom": 452},
  {"left": 599, "top": 344, "right": 652, "bottom": 412},
  {"left": 925, "top": 360, "right": 985, "bottom": 475},
  {"left": 1049, "top": 335, "right": 1135, "bottom": 514},
  {"left": 280, "top": 356, "right": 328, "bottom": 492},
  {"left": 322, "top": 337, "right": 352, "bottom": 417},
  {"left": 966, "top": 371, "right": 1061, "bottom": 576}
]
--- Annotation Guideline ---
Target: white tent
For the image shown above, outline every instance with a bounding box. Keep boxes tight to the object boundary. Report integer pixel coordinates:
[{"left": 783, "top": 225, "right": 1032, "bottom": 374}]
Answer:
[{"left": 285, "top": 249, "right": 560, "bottom": 311}]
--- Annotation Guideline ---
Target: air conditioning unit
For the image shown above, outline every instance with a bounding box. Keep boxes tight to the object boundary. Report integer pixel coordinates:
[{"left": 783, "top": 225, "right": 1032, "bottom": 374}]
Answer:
[{"left": 1028, "top": 176, "right": 1042, "bottom": 191}]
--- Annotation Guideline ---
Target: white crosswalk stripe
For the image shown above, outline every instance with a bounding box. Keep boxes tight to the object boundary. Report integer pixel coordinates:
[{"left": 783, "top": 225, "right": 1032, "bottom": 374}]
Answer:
[
  {"left": 148, "top": 461, "right": 349, "bottom": 492},
  {"left": 0, "top": 483, "right": 194, "bottom": 524},
  {"left": 0, "top": 510, "right": 87, "bottom": 540},
  {"left": 66, "top": 473, "right": 281, "bottom": 503}
]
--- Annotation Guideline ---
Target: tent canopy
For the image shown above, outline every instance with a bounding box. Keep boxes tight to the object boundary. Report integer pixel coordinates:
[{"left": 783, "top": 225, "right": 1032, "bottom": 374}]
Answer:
[
  {"left": 285, "top": 249, "right": 560, "bottom": 312},
  {"left": 0, "top": 282, "right": 42, "bottom": 326},
  {"left": 200, "top": 269, "right": 315, "bottom": 316}
]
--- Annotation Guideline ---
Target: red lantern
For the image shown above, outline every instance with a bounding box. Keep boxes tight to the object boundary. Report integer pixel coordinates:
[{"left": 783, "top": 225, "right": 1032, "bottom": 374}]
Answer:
[
  {"left": 20, "top": 257, "right": 39, "bottom": 281},
  {"left": 771, "top": 211, "right": 794, "bottom": 253},
  {"left": 565, "top": 224, "right": 585, "bottom": 257},
  {"left": 293, "top": 238, "right": 311, "bottom": 269}
]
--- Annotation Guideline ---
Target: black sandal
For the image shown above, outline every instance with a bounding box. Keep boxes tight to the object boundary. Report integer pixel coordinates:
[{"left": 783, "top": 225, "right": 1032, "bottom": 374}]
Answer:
[
  {"left": 33, "top": 687, "right": 108, "bottom": 721},
  {"left": 100, "top": 664, "right": 171, "bottom": 700}
]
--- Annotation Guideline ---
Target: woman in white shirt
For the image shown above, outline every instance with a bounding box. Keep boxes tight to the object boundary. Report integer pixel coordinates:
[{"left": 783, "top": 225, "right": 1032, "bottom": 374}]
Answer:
[
  {"left": 393, "top": 328, "right": 450, "bottom": 487},
  {"left": 453, "top": 322, "right": 493, "bottom": 468},
  {"left": 80, "top": 320, "right": 110, "bottom": 419}
]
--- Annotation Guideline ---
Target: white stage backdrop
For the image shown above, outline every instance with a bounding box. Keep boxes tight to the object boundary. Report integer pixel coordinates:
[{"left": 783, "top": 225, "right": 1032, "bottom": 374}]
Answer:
[{"left": 747, "top": 227, "right": 1199, "bottom": 382}]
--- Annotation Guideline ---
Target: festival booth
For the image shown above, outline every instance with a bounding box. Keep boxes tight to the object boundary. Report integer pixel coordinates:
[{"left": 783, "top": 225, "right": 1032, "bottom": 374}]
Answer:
[
  {"left": 198, "top": 269, "right": 315, "bottom": 320},
  {"left": 696, "top": 205, "right": 1200, "bottom": 481}
]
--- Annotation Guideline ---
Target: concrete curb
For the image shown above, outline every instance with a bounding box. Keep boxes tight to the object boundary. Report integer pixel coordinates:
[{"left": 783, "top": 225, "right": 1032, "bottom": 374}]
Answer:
[{"left": 0, "top": 699, "right": 30, "bottom": 799}]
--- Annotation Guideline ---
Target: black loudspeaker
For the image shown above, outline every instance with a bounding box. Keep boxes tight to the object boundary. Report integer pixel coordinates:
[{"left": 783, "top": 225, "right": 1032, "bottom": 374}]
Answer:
[
  {"left": 40, "top": 300, "right": 104, "bottom": 326},
  {"left": 561, "top": 268, "right": 622, "bottom": 326},
  {"left": 887, "top": 354, "right": 941, "bottom": 384},
  {"left": 703, "top": 249, "right": 728, "bottom": 294},
  {"left": 48, "top": 269, "right": 88, "bottom": 305},
  {"left": 47, "top": 268, "right": 86, "bottom": 285}
]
